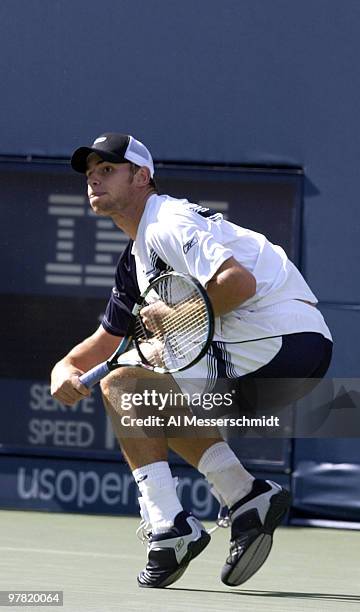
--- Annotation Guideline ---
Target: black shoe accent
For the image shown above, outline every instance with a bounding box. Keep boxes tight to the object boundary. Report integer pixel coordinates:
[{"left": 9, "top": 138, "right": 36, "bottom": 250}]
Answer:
[
  {"left": 229, "top": 480, "right": 272, "bottom": 519},
  {"left": 138, "top": 511, "right": 211, "bottom": 588},
  {"left": 221, "top": 480, "right": 291, "bottom": 587}
]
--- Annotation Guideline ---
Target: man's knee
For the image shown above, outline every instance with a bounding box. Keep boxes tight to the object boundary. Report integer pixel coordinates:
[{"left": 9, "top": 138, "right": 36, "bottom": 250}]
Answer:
[{"left": 100, "top": 367, "right": 139, "bottom": 401}]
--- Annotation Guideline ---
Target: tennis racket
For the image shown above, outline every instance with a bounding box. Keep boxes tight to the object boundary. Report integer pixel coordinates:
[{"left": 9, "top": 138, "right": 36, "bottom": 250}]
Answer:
[{"left": 79, "top": 271, "right": 214, "bottom": 388}]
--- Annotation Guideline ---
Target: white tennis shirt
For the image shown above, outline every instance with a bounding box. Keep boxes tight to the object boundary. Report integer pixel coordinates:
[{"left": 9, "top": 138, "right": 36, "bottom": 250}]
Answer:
[{"left": 132, "top": 194, "right": 332, "bottom": 344}]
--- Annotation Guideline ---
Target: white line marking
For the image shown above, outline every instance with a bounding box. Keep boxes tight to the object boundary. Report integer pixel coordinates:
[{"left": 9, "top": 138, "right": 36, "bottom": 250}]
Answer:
[
  {"left": 84, "top": 277, "right": 114, "bottom": 287},
  {"left": 96, "top": 220, "right": 115, "bottom": 229},
  {"left": 56, "top": 241, "right": 74, "bottom": 251},
  {"left": 96, "top": 243, "right": 124, "bottom": 253},
  {"left": 48, "top": 207, "right": 85, "bottom": 216},
  {"left": 45, "top": 275, "right": 82, "bottom": 285},
  {"left": 96, "top": 231, "right": 124, "bottom": 241},
  {"left": 85, "top": 265, "right": 115, "bottom": 275},
  {"left": 58, "top": 218, "right": 75, "bottom": 227},
  {"left": 46, "top": 263, "right": 82, "bottom": 273},
  {"left": 57, "top": 229, "right": 74, "bottom": 239},
  {"left": 48, "top": 194, "right": 86, "bottom": 205},
  {"left": 198, "top": 200, "right": 229, "bottom": 211},
  {"left": 95, "top": 254, "right": 113, "bottom": 264},
  {"left": 0, "top": 546, "right": 136, "bottom": 560},
  {"left": 0, "top": 544, "right": 219, "bottom": 563},
  {"left": 56, "top": 253, "right": 74, "bottom": 262}
]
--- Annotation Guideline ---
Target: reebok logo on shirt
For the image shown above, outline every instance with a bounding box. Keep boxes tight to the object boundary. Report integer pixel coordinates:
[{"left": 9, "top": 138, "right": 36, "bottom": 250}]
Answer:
[{"left": 183, "top": 235, "right": 198, "bottom": 254}]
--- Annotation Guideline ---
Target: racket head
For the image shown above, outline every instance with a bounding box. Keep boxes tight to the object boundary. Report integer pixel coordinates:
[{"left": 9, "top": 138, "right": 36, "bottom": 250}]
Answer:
[{"left": 133, "top": 272, "right": 214, "bottom": 373}]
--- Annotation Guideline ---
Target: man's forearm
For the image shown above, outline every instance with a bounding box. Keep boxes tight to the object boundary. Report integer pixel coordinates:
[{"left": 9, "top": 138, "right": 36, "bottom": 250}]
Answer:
[
  {"left": 206, "top": 257, "right": 256, "bottom": 317},
  {"left": 50, "top": 326, "right": 121, "bottom": 403},
  {"left": 58, "top": 327, "right": 121, "bottom": 371}
]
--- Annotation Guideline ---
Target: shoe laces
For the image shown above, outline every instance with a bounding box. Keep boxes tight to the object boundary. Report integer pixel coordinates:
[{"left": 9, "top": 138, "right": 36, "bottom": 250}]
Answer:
[
  {"left": 227, "top": 532, "right": 249, "bottom": 562},
  {"left": 136, "top": 496, "right": 152, "bottom": 544},
  {"left": 135, "top": 477, "right": 180, "bottom": 545},
  {"left": 136, "top": 520, "right": 152, "bottom": 544},
  {"left": 135, "top": 480, "right": 231, "bottom": 541},
  {"left": 207, "top": 487, "right": 231, "bottom": 534}
]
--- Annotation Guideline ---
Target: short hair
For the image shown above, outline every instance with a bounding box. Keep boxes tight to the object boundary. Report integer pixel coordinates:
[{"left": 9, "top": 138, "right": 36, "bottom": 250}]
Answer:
[{"left": 130, "top": 163, "right": 158, "bottom": 193}]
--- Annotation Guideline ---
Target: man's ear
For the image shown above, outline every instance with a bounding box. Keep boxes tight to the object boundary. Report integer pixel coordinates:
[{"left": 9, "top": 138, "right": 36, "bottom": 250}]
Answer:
[{"left": 134, "top": 166, "right": 151, "bottom": 187}]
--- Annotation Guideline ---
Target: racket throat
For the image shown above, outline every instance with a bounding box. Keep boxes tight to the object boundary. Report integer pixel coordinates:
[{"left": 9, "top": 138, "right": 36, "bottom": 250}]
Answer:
[{"left": 108, "top": 335, "right": 133, "bottom": 367}]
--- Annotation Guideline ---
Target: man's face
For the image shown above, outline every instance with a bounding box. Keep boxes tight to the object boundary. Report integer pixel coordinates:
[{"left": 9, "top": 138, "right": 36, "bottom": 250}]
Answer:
[{"left": 85, "top": 152, "right": 135, "bottom": 216}]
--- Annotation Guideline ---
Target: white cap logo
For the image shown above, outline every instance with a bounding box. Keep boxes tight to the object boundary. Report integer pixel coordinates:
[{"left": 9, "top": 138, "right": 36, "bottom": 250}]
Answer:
[{"left": 93, "top": 137, "right": 107, "bottom": 145}]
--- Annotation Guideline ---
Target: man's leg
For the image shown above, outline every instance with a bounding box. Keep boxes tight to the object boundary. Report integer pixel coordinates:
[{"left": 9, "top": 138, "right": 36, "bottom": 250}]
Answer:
[
  {"left": 102, "top": 363, "right": 255, "bottom": 532},
  {"left": 100, "top": 361, "right": 290, "bottom": 589},
  {"left": 165, "top": 334, "right": 330, "bottom": 586},
  {"left": 100, "top": 364, "right": 210, "bottom": 588}
]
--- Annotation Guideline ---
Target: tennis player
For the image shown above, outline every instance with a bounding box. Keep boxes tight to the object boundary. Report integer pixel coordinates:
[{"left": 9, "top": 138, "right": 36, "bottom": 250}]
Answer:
[{"left": 51, "top": 133, "right": 333, "bottom": 588}]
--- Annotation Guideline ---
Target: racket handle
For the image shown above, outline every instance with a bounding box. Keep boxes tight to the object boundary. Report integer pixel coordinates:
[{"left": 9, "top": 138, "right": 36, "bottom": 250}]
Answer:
[{"left": 79, "top": 362, "right": 110, "bottom": 388}]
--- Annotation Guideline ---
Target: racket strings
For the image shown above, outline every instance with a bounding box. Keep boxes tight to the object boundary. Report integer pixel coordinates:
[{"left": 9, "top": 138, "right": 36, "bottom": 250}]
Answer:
[
  {"left": 136, "top": 305, "right": 208, "bottom": 351},
  {"left": 159, "top": 310, "right": 209, "bottom": 345},
  {"left": 135, "top": 279, "right": 210, "bottom": 369},
  {"left": 150, "top": 297, "right": 207, "bottom": 337},
  {"left": 137, "top": 291, "right": 206, "bottom": 337}
]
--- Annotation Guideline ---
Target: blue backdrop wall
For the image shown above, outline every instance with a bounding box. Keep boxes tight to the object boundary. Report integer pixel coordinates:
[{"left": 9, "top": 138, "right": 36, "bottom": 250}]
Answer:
[
  {"left": 1, "top": 1, "right": 359, "bottom": 333},
  {"left": 1, "top": 0, "right": 359, "bottom": 521}
]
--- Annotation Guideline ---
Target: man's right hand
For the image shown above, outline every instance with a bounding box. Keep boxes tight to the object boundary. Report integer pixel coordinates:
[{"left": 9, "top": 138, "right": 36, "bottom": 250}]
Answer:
[
  {"left": 49, "top": 325, "right": 121, "bottom": 406},
  {"left": 51, "top": 363, "right": 91, "bottom": 406}
]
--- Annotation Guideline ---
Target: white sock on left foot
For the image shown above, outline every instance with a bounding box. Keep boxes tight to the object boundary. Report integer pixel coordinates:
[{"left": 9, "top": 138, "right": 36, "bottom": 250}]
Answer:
[
  {"left": 198, "top": 442, "right": 254, "bottom": 508},
  {"left": 133, "top": 461, "right": 183, "bottom": 534}
]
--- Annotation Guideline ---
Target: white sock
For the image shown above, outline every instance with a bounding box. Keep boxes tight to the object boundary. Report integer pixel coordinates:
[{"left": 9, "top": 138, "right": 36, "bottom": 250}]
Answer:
[
  {"left": 198, "top": 442, "right": 254, "bottom": 509},
  {"left": 133, "top": 461, "right": 183, "bottom": 534}
]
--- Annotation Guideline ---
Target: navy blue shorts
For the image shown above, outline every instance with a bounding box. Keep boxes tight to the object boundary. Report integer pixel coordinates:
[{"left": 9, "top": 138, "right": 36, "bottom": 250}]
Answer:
[{"left": 217, "top": 332, "right": 333, "bottom": 416}]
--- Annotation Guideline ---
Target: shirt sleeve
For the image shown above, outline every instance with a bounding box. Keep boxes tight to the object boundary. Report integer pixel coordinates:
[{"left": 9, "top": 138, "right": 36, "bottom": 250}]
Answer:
[
  {"left": 101, "top": 240, "right": 140, "bottom": 336},
  {"left": 147, "top": 208, "right": 233, "bottom": 286}
]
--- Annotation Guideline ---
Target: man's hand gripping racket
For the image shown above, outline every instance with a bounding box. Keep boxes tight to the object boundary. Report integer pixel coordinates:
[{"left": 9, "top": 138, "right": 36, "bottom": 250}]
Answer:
[{"left": 79, "top": 272, "right": 215, "bottom": 388}]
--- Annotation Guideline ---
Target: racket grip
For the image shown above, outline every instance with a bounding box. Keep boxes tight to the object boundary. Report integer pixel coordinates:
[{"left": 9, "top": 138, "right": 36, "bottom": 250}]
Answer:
[{"left": 79, "top": 362, "right": 110, "bottom": 388}]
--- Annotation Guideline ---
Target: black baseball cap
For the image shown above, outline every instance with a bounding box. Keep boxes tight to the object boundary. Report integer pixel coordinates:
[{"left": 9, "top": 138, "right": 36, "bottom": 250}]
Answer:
[{"left": 71, "top": 133, "right": 154, "bottom": 177}]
